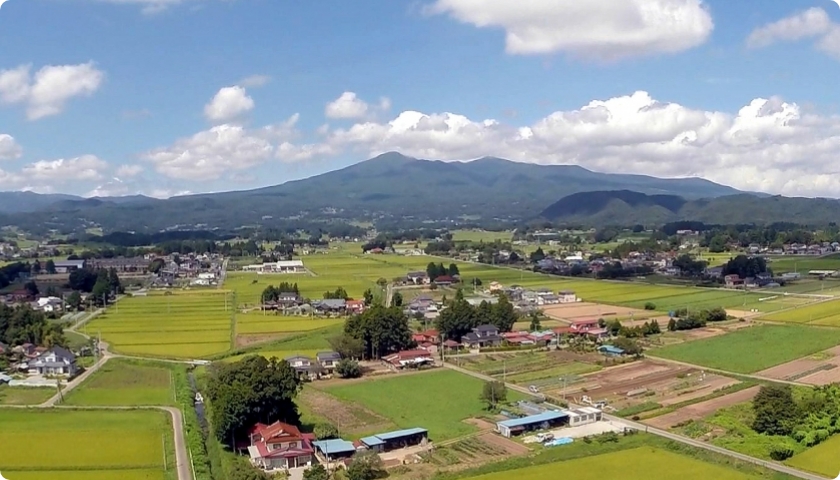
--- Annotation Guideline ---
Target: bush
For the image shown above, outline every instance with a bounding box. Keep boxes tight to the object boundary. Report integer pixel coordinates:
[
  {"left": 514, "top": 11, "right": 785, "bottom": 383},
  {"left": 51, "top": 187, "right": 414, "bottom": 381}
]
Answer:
[
  {"left": 336, "top": 358, "right": 362, "bottom": 379},
  {"left": 644, "top": 302, "right": 656, "bottom": 311},
  {"left": 314, "top": 423, "right": 339, "bottom": 440},
  {"left": 769, "top": 445, "right": 795, "bottom": 461}
]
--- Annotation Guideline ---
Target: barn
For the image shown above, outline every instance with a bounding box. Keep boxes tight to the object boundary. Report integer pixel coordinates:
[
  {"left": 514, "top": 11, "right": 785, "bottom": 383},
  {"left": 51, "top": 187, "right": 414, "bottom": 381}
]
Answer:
[{"left": 495, "top": 411, "right": 569, "bottom": 438}]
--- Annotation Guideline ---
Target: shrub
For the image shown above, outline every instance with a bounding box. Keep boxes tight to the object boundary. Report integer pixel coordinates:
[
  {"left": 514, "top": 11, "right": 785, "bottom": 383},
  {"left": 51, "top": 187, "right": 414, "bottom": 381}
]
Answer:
[
  {"left": 336, "top": 358, "right": 362, "bottom": 378},
  {"left": 769, "top": 445, "right": 795, "bottom": 461},
  {"left": 644, "top": 302, "right": 656, "bottom": 310},
  {"left": 314, "top": 423, "right": 339, "bottom": 440}
]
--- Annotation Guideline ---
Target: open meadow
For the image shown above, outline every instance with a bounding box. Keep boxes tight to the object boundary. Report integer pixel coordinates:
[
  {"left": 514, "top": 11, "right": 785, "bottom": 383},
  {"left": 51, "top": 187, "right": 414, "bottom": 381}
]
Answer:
[
  {"left": 463, "top": 447, "right": 754, "bottom": 480},
  {"left": 222, "top": 323, "right": 343, "bottom": 362},
  {"left": 0, "top": 385, "right": 54, "bottom": 405},
  {"left": 650, "top": 324, "right": 840, "bottom": 373},
  {"left": 0, "top": 409, "right": 174, "bottom": 480},
  {"left": 86, "top": 291, "right": 233, "bottom": 359},
  {"left": 785, "top": 433, "right": 840, "bottom": 477},
  {"left": 320, "top": 369, "right": 524, "bottom": 441},
  {"left": 64, "top": 358, "right": 176, "bottom": 406}
]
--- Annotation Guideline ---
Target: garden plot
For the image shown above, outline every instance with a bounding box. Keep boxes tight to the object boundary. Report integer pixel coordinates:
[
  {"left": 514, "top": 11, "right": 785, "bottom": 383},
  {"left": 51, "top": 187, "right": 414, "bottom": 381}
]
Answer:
[
  {"left": 643, "top": 386, "right": 760, "bottom": 430},
  {"left": 756, "top": 345, "right": 840, "bottom": 385},
  {"left": 542, "top": 302, "right": 651, "bottom": 323},
  {"left": 544, "top": 360, "right": 737, "bottom": 412},
  {"left": 456, "top": 350, "right": 603, "bottom": 389}
]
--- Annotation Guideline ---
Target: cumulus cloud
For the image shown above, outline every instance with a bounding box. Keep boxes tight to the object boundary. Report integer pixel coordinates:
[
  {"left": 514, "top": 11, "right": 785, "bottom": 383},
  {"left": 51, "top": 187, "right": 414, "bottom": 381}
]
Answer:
[
  {"left": 0, "top": 62, "right": 105, "bottom": 120},
  {"left": 428, "top": 0, "right": 713, "bottom": 61},
  {"left": 747, "top": 8, "right": 840, "bottom": 60},
  {"left": 204, "top": 86, "right": 254, "bottom": 123},
  {"left": 142, "top": 124, "right": 274, "bottom": 181},
  {"left": 22, "top": 155, "right": 108, "bottom": 182},
  {"left": 325, "top": 91, "right": 391, "bottom": 120},
  {"left": 259, "top": 90, "right": 840, "bottom": 197},
  {"left": 0, "top": 134, "right": 22, "bottom": 160}
]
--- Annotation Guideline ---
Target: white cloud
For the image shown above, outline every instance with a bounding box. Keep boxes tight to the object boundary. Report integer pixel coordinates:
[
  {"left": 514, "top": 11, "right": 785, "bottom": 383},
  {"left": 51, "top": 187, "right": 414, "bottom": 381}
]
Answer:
[
  {"left": 204, "top": 86, "right": 254, "bottom": 123},
  {"left": 21, "top": 155, "right": 108, "bottom": 182},
  {"left": 428, "top": 0, "right": 713, "bottom": 61},
  {"left": 142, "top": 124, "right": 274, "bottom": 181},
  {"left": 0, "top": 62, "right": 105, "bottom": 120},
  {"left": 116, "top": 164, "right": 144, "bottom": 177},
  {"left": 325, "top": 91, "right": 391, "bottom": 120},
  {"left": 265, "top": 90, "right": 840, "bottom": 197},
  {"left": 747, "top": 8, "right": 840, "bottom": 60},
  {"left": 239, "top": 74, "right": 271, "bottom": 88},
  {"left": 747, "top": 8, "right": 831, "bottom": 48},
  {"left": 0, "top": 133, "right": 22, "bottom": 160}
]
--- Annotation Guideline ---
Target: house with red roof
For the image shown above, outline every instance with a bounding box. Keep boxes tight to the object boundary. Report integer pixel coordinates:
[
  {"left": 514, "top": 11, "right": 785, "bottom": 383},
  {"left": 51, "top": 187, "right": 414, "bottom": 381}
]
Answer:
[
  {"left": 346, "top": 299, "right": 366, "bottom": 314},
  {"left": 382, "top": 349, "right": 434, "bottom": 370},
  {"left": 247, "top": 421, "right": 314, "bottom": 470}
]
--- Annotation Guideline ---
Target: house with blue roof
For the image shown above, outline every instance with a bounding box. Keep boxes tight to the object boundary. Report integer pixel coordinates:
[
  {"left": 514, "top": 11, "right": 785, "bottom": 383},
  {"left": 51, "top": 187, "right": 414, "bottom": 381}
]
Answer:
[{"left": 311, "top": 438, "right": 357, "bottom": 462}]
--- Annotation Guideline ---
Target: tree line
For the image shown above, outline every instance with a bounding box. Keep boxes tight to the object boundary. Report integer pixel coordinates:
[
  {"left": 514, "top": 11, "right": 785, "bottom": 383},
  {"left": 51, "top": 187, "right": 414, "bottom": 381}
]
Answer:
[{"left": 436, "top": 290, "right": 518, "bottom": 340}]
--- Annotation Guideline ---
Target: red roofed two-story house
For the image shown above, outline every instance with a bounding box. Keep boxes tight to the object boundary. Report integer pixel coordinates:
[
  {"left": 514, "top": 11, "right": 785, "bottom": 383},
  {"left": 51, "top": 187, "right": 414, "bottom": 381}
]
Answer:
[{"left": 247, "top": 421, "right": 314, "bottom": 470}]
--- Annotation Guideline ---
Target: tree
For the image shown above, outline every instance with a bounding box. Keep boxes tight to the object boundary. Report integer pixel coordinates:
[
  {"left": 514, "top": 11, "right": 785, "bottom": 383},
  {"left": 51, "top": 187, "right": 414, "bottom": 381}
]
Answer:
[
  {"left": 205, "top": 356, "right": 302, "bottom": 447},
  {"left": 528, "top": 312, "right": 542, "bottom": 332},
  {"left": 363, "top": 289, "right": 374, "bottom": 306},
  {"left": 376, "top": 277, "right": 388, "bottom": 288},
  {"left": 66, "top": 291, "right": 82, "bottom": 311},
  {"left": 314, "top": 423, "right": 339, "bottom": 440},
  {"left": 489, "top": 294, "right": 517, "bottom": 332},
  {"left": 529, "top": 247, "right": 546, "bottom": 263},
  {"left": 323, "top": 287, "right": 349, "bottom": 300},
  {"left": 480, "top": 380, "right": 508, "bottom": 410},
  {"left": 448, "top": 263, "right": 460, "bottom": 277},
  {"left": 303, "top": 464, "right": 329, "bottom": 480},
  {"left": 23, "top": 281, "right": 39, "bottom": 297},
  {"left": 648, "top": 319, "right": 662, "bottom": 335},
  {"left": 436, "top": 295, "right": 477, "bottom": 340},
  {"left": 148, "top": 258, "right": 165, "bottom": 274},
  {"left": 667, "top": 318, "right": 677, "bottom": 332},
  {"left": 643, "top": 302, "right": 656, "bottom": 311},
  {"left": 45, "top": 259, "right": 56, "bottom": 274},
  {"left": 344, "top": 305, "right": 413, "bottom": 359},
  {"left": 335, "top": 358, "right": 362, "bottom": 378},
  {"left": 328, "top": 334, "right": 365, "bottom": 360},
  {"left": 347, "top": 450, "right": 385, "bottom": 480},
  {"left": 752, "top": 385, "right": 798, "bottom": 436},
  {"left": 612, "top": 337, "right": 644, "bottom": 357},
  {"left": 391, "top": 291, "right": 403, "bottom": 307}
]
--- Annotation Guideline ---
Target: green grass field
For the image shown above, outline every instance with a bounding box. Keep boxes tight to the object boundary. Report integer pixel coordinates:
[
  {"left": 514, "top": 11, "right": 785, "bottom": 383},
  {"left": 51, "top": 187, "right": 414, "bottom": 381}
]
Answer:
[
  {"left": 0, "top": 409, "right": 173, "bottom": 480},
  {"left": 651, "top": 325, "right": 840, "bottom": 373},
  {"left": 323, "top": 369, "right": 524, "bottom": 441},
  {"left": 761, "top": 299, "right": 840, "bottom": 326},
  {"left": 223, "top": 324, "right": 343, "bottom": 362},
  {"left": 786, "top": 433, "right": 840, "bottom": 477},
  {"left": 236, "top": 312, "right": 344, "bottom": 335},
  {"left": 86, "top": 291, "right": 233, "bottom": 358},
  {"left": 464, "top": 448, "right": 753, "bottom": 480},
  {"left": 767, "top": 256, "right": 840, "bottom": 274},
  {"left": 64, "top": 359, "right": 176, "bottom": 406},
  {"left": 0, "top": 385, "right": 54, "bottom": 405}
]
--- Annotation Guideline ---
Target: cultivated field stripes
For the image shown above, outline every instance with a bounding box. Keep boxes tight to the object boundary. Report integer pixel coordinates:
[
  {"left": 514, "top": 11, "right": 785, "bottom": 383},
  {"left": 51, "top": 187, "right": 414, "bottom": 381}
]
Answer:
[
  {"left": 760, "top": 299, "right": 840, "bottom": 325},
  {"left": 87, "top": 292, "right": 234, "bottom": 358}
]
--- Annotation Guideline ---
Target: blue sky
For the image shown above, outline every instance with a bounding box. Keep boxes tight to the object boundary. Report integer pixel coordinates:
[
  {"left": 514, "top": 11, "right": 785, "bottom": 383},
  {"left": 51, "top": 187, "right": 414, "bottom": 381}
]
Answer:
[{"left": 2, "top": 0, "right": 840, "bottom": 198}]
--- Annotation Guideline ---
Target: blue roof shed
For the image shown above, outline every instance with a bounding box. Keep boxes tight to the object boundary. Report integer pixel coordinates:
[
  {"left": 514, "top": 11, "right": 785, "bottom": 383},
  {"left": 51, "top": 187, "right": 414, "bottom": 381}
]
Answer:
[
  {"left": 598, "top": 345, "right": 625, "bottom": 355},
  {"left": 373, "top": 427, "right": 428, "bottom": 441},
  {"left": 497, "top": 411, "right": 567, "bottom": 430},
  {"left": 312, "top": 439, "right": 356, "bottom": 456}
]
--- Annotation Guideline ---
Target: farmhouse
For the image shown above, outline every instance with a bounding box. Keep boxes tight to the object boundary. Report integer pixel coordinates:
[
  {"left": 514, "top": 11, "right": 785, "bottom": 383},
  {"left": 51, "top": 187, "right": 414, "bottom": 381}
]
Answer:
[
  {"left": 567, "top": 407, "right": 603, "bottom": 426},
  {"left": 360, "top": 428, "right": 429, "bottom": 453},
  {"left": 53, "top": 259, "right": 86, "bottom": 273},
  {"left": 316, "top": 351, "right": 341, "bottom": 375},
  {"left": 27, "top": 347, "right": 77, "bottom": 377},
  {"left": 345, "top": 299, "right": 366, "bottom": 314},
  {"left": 558, "top": 290, "right": 577, "bottom": 303},
  {"left": 285, "top": 355, "right": 321, "bottom": 380},
  {"left": 243, "top": 260, "right": 306, "bottom": 274},
  {"left": 496, "top": 411, "right": 569, "bottom": 438},
  {"left": 248, "top": 421, "right": 314, "bottom": 470},
  {"left": 461, "top": 324, "right": 502, "bottom": 349},
  {"left": 88, "top": 257, "right": 148, "bottom": 273},
  {"left": 36, "top": 296, "right": 63, "bottom": 313},
  {"left": 406, "top": 271, "right": 429, "bottom": 285},
  {"left": 313, "top": 299, "right": 346, "bottom": 315},
  {"left": 382, "top": 349, "right": 434, "bottom": 370}
]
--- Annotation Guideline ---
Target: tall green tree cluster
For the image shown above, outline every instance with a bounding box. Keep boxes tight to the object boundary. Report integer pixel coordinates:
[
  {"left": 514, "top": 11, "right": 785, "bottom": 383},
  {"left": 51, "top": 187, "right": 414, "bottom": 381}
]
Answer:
[
  {"left": 205, "top": 356, "right": 302, "bottom": 448},
  {"left": 0, "top": 304, "right": 66, "bottom": 348},
  {"left": 344, "top": 305, "right": 414, "bottom": 359},
  {"left": 260, "top": 282, "right": 300, "bottom": 302},
  {"left": 435, "top": 291, "right": 517, "bottom": 340},
  {"left": 426, "top": 262, "right": 459, "bottom": 281},
  {"left": 323, "top": 287, "right": 349, "bottom": 300}
]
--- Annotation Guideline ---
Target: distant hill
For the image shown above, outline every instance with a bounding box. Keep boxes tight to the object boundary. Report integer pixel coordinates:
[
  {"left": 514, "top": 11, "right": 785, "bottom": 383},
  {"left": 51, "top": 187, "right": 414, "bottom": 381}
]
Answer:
[
  {"left": 539, "top": 190, "right": 840, "bottom": 226},
  {"left": 0, "top": 191, "right": 82, "bottom": 213},
  {"left": 0, "top": 152, "right": 753, "bottom": 231}
]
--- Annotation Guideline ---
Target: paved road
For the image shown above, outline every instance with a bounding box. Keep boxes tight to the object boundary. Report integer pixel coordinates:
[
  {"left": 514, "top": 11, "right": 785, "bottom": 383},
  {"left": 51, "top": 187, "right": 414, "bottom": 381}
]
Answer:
[
  {"left": 53, "top": 405, "right": 191, "bottom": 480},
  {"left": 40, "top": 342, "right": 113, "bottom": 407},
  {"left": 443, "top": 362, "right": 824, "bottom": 480}
]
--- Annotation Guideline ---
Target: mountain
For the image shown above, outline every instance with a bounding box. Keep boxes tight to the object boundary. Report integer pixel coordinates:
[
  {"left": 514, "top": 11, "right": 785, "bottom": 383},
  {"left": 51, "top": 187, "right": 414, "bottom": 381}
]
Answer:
[
  {"left": 0, "top": 153, "right": 750, "bottom": 231},
  {"left": 0, "top": 191, "right": 82, "bottom": 213},
  {"left": 539, "top": 190, "right": 840, "bottom": 226}
]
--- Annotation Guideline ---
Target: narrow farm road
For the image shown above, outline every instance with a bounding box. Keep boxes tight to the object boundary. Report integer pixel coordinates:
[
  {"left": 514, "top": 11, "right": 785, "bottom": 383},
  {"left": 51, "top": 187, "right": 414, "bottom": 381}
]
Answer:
[
  {"left": 443, "top": 362, "right": 824, "bottom": 480},
  {"left": 643, "top": 354, "right": 810, "bottom": 388},
  {"left": 40, "top": 341, "right": 113, "bottom": 407}
]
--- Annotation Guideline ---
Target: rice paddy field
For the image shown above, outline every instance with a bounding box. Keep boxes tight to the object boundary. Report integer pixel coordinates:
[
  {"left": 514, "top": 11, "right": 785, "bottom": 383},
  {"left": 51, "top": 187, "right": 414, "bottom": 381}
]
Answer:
[
  {"left": 451, "top": 230, "right": 514, "bottom": 242},
  {"left": 236, "top": 312, "right": 344, "bottom": 335},
  {"left": 0, "top": 385, "right": 54, "bottom": 405},
  {"left": 651, "top": 324, "right": 840, "bottom": 373},
  {"left": 785, "top": 433, "right": 840, "bottom": 477},
  {"left": 85, "top": 291, "right": 234, "bottom": 359},
  {"left": 463, "top": 448, "right": 755, "bottom": 480},
  {"left": 322, "top": 369, "right": 525, "bottom": 441},
  {"left": 760, "top": 299, "right": 840, "bottom": 326},
  {"left": 64, "top": 358, "right": 176, "bottom": 406},
  {"left": 223, "top": 323, "right": 343, "bottom": 362},
  {"left": 766, "top": 255, "right": 840, "bottom": 274},
  {"left": 0, "top": 409, "right": 174, "bottom": 480}
]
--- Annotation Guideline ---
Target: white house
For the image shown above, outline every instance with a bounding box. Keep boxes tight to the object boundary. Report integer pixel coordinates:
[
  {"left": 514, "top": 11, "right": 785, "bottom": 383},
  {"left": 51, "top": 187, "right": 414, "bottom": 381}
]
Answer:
[
  {"left": 558, "top": 291, "right": 577, "bottom": 303},
  {"left": 37, "top": 296, "right": 63, "bottom": 313},
  {"left": 28, "top": 347, "right": 77, "bottom": 377}
]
